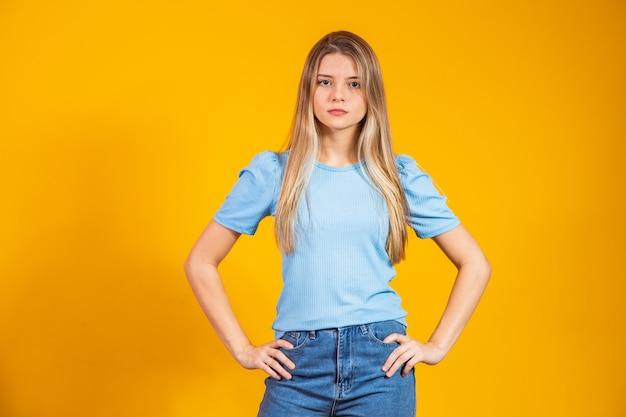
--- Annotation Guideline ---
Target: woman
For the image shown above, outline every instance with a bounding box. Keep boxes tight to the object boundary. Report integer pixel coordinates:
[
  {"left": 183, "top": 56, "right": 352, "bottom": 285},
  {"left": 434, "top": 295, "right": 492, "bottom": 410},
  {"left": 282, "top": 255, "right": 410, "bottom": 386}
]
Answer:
[{"left": 184, "top": 31, "right": 491, "bottom": 416}]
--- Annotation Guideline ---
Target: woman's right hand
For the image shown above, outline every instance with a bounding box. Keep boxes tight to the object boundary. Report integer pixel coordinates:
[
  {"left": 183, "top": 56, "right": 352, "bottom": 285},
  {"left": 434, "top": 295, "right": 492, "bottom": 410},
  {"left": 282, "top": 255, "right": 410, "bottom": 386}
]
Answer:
[{"left": 237, "top": 339, "right": 296, "bottom": 380}]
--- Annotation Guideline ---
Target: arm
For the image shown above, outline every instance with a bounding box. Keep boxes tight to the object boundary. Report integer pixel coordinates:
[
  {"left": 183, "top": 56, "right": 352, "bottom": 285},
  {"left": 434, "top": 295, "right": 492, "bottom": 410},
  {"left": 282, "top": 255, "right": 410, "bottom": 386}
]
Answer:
[
  {"left": 382, "top": 224, "right": 491, "bottom": 377},
  {"left": 183, "top": 220, "right": 295, "bottom": 380}
]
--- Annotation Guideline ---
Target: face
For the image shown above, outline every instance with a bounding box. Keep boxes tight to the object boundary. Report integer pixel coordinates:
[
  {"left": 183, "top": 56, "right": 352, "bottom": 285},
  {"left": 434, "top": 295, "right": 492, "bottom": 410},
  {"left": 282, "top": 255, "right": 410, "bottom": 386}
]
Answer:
[{"left": 313, "top": 53, "right": 367, "bottom": 140}]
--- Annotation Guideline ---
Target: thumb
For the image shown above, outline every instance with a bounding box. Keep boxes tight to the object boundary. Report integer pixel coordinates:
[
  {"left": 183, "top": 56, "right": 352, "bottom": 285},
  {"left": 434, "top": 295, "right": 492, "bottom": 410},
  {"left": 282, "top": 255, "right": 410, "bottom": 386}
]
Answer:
[{"left": 382, "top": 333, "right": 402, "bottom": 344}]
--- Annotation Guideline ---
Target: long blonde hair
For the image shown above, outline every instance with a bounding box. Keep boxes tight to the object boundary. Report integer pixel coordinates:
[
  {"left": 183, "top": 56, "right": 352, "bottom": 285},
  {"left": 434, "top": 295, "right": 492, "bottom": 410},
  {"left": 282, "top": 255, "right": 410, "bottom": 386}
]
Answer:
[{"left": 275, "top": 31, "right": 409, "bottom": 264}]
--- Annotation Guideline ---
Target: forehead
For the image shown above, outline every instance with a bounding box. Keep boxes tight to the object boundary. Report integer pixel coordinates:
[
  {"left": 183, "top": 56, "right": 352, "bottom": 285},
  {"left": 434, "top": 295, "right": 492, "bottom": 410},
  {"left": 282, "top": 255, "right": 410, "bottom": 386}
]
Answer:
[{"left": 317, "top": 53, "right": 359, "bottom": 76}]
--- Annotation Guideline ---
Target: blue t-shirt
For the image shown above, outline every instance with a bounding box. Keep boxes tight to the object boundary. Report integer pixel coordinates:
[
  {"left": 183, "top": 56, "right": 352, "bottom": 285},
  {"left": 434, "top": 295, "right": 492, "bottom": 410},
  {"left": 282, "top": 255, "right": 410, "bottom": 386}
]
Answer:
[{"left": 213, "top": 151, "right": 460, "bottom": 335}]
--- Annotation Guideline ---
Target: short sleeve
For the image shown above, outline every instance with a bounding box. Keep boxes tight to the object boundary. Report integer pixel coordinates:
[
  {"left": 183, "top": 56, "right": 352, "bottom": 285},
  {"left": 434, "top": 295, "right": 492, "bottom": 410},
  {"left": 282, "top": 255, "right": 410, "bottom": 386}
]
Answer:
[
  {"left": 396, "top": 154, "right": 461, "bottom": 239},
  {"left": 213, "top": 151, "right": 280, "bottom": 235}
]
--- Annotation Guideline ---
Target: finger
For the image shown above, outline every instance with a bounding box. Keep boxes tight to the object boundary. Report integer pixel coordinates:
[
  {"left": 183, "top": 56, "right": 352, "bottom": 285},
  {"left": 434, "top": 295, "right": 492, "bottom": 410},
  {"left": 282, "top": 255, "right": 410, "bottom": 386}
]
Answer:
[
  {"left": 381, "top": 333, "right": 405, "bottom": 372},
  {"left": 401, "top": 357, "right": 418, "bottom": 377},
  {"left": 261, "top": 361, "right": 283, "bottom": 380},
  {"left": 274, "top": 338, "right": 295, "bottom": 349},
  {"left": 385, "top": 358, "right": 404, "bottom": 378},
  {"left": 394, "top": 348, "right": 423, "bottom": 378},
  {"left": 272, "top": 349, "right": 296, "bottom": 370},
  {"left": 269, "top": 340, "right": 296, "bottom": 370},
  {"left": 381, "top": 348, "right": 399, "bottom": 373},
  {"left": 384, "top": 345, "right": 414, "bottom": 377},
  {"left": 265, "top": 356, "right": 293, "bottom": 380},
  {"left": 382, "top": 332, "right": 404, "bottom": 344},
  {"left": 381, "top": 338, "right": 410, "bottom": 370}
]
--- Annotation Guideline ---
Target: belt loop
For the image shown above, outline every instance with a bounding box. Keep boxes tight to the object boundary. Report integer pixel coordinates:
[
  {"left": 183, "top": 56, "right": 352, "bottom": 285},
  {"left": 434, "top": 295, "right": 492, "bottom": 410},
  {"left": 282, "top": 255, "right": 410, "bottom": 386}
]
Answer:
[
  {"left": 359, "top": 324, "right": 368, "bottom": 335},
  {"left": 308, "top": 331, "right": 316, "bottom": 340}
]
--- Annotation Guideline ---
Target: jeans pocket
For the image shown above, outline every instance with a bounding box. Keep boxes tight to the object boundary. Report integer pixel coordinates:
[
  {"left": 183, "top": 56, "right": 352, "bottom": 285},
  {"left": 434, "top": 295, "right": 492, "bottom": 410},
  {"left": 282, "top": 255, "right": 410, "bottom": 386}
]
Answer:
[
  {"left": 366, "top": 321, "right": 407, "bottom": 346},
  {"left": 279, "top": 331, "right": 311, "bottom": 351}
]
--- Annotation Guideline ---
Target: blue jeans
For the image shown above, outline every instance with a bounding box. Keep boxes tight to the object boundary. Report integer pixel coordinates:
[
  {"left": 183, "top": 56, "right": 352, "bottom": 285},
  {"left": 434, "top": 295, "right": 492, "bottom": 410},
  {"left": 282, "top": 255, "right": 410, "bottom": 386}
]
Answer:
[{"left": 257, "top": 320, "right": 416, "bottom": 417}]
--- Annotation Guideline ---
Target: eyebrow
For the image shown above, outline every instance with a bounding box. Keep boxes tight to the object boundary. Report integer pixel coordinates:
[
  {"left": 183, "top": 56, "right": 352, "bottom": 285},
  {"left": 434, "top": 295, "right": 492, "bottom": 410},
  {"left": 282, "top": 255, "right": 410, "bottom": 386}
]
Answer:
[{"left": 317, "top": 74, "right": 360, "bottom": 79}]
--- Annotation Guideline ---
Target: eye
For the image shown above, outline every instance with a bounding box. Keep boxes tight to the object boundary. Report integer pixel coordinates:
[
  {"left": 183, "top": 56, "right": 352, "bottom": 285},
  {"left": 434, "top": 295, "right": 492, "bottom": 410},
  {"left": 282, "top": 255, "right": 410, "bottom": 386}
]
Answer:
[
  {"left": 348, "top": 81, "right": 361, "bottom": 88},
  {"left": 318, "top": 79, "right": 331, "bottom": 86}
]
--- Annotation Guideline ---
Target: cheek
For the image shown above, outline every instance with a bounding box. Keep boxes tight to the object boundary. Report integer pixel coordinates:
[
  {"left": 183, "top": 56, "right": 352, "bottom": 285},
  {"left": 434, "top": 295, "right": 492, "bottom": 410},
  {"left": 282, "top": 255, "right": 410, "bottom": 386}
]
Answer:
[
  {"left": 358, "top": 96, "right": 368, "bottom": 115},
  {"left": 313, "top": 91, "right": 324, "bottom": 117}
]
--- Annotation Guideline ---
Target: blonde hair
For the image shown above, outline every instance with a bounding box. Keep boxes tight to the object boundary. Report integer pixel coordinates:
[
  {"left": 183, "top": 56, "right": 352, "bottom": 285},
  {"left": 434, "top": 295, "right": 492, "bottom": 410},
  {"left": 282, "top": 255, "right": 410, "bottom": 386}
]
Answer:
[{"left": 275, "top": 31, "right": 409, "bottom": 264}]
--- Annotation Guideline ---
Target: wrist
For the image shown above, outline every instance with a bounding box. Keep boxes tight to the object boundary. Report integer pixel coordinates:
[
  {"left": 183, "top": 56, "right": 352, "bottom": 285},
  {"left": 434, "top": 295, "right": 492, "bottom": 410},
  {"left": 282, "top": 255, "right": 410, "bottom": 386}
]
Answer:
[
  {"left": 231, "top": 342, "right": 254, "bottom": 364},
  {"left": 425, "top": 340, "right": 449, "bottom": 364}
]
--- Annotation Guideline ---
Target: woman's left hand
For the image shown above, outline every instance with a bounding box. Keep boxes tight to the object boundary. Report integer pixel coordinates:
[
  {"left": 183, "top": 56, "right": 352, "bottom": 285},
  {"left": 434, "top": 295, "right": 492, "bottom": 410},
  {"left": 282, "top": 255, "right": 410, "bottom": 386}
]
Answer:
[{"left": 381, "top": 334, "right": 447, "bottom": 377}]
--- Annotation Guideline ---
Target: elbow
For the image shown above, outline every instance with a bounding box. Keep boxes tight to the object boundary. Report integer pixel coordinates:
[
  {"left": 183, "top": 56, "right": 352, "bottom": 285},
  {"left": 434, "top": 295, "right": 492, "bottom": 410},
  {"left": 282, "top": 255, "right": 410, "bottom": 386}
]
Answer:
[
  {"left": 458, "top": 251, "right": 491, "bottom": 284},
  {"left": 461, "top": 254, "right": 491, "bottom": 288},
  {"left": 183, "top": 250, "right": 219, "bottom": 285},
  {"left": 479, "top": 256, "right": 492, "bottom": 286},
  {"left": 183, "top": 256, "right": 192, "bottom": 278},
  {"left": 183, "top": 253, "right": 200, "bottom": 283}
]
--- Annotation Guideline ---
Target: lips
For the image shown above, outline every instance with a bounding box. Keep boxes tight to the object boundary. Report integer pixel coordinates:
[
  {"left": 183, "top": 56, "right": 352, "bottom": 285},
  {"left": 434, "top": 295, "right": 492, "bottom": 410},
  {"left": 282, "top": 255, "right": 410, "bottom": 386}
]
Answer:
[{"left": 328, "top": 108, "right": 347, "bottom": 116}]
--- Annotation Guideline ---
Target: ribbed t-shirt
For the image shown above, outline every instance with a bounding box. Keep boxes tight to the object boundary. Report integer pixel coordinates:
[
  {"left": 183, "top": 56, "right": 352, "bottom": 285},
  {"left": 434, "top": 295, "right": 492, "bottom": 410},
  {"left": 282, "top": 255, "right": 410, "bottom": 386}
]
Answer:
[{"left": 213, "top": 151, "right": 460, "bottom": 335}]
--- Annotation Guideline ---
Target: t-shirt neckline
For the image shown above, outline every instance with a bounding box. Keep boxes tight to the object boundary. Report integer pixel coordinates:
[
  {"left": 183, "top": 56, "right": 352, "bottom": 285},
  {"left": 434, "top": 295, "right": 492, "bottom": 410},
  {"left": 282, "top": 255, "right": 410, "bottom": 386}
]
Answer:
[{"left": 315, "top": 160, "right": 362, "bottom": 172}]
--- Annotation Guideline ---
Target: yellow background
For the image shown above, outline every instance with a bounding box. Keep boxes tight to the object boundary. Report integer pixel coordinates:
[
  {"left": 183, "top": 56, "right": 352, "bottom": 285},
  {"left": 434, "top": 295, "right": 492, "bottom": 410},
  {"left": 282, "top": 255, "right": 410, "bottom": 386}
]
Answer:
[{"left": 1, "top": 0, "right": 624, "bottom": 416}]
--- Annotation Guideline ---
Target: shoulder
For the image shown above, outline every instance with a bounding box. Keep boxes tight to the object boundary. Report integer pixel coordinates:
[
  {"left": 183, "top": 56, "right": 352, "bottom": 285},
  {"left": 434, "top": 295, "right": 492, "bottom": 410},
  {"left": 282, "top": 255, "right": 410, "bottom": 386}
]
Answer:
[
  {"left": 248, "top": 150, "right": 289, "bottom": 168},
  {"left": 241, "top": 150, "right": 285, "bottom": 181},
  {"left": 247, "top": 150, "right": 279, "bottom": 168},
  {"left": 395, "top": 154, "right": 425, "bottom": 179},
  {"left": 394, "top": 153, "right": 441, "bottom": 195}
]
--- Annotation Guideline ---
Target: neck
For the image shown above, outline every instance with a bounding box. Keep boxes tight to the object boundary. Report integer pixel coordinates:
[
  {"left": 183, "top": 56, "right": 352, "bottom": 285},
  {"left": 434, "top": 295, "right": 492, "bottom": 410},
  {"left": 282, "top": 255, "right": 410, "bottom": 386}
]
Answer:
[{"left": 318, "top": 130, "right": 359, "bottom": 167}]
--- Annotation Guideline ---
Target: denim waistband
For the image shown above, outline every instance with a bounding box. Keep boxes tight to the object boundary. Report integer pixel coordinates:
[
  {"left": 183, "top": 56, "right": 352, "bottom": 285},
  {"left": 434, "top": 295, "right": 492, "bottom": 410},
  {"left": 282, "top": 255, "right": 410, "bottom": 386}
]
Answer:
[{"left": 278, "top": 319, "right": 403, "bottom": 339}]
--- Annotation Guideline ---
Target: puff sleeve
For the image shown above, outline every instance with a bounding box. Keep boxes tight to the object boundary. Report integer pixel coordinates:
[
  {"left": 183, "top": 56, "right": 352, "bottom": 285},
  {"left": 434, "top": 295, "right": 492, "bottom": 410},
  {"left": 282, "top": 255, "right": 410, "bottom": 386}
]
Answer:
[
  {"left": 213, "top": 151, "right": 280, "bottom": 235},
  {"left": 396, "top": 154, "right": 461, "bottom": 239}
]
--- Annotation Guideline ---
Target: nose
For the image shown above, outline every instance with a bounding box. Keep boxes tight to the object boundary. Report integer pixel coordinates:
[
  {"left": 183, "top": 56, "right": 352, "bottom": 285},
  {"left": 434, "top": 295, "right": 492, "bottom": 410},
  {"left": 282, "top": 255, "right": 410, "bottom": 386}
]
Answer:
[{"left": 332, "top": 84, "right": 345, "bottom": 101}]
